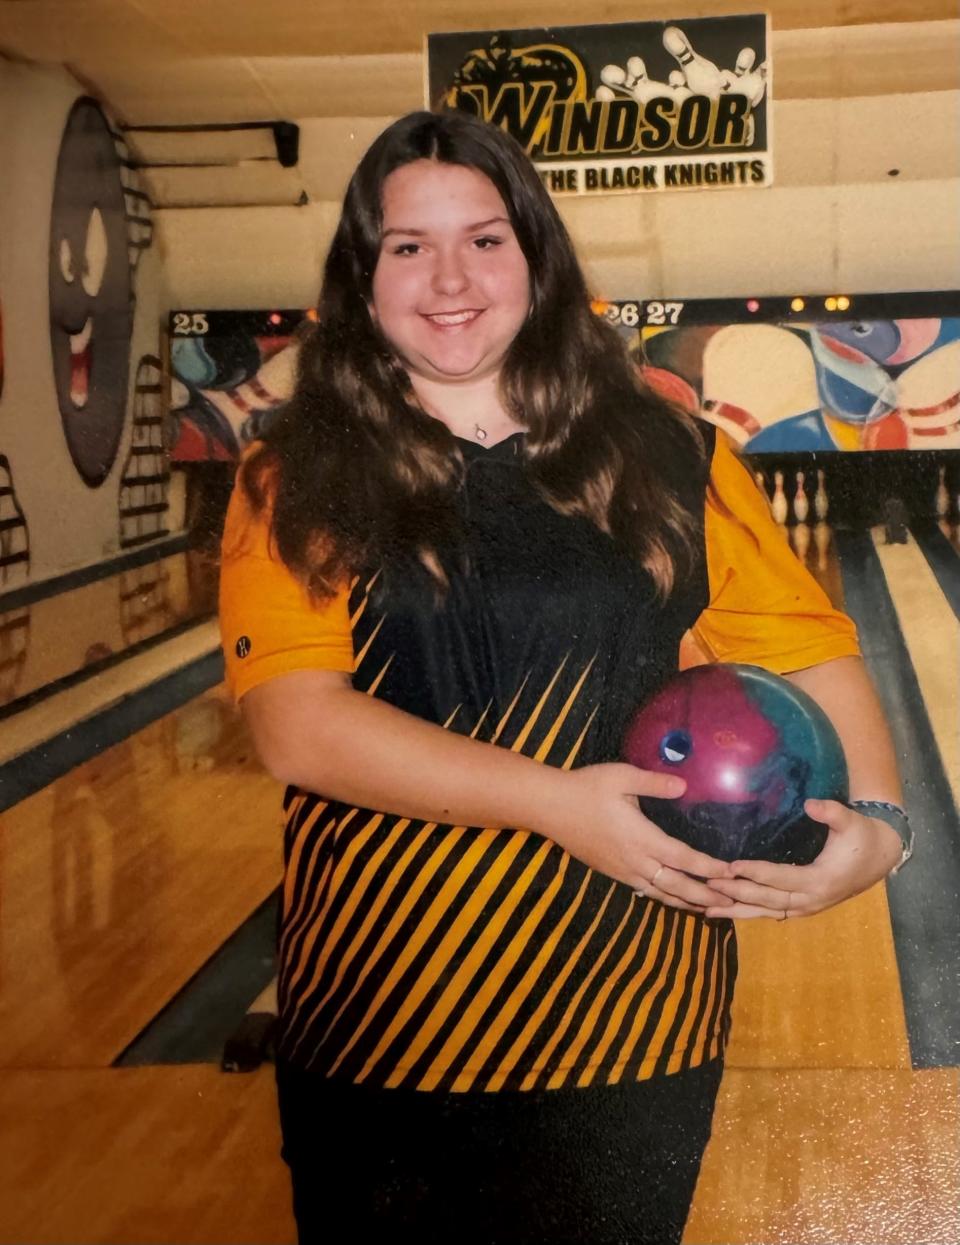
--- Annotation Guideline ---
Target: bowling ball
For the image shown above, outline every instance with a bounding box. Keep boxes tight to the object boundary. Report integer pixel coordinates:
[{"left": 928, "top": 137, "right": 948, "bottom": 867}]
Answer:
[{"left": 622, "top": 663, "right": 848, "bottom": 865}]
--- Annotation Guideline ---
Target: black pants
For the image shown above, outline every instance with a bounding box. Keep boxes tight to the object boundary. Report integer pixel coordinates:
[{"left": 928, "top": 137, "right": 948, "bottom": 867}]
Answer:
[{"left": 276, "top": 1060, "right": 723, "bottom": 1244}]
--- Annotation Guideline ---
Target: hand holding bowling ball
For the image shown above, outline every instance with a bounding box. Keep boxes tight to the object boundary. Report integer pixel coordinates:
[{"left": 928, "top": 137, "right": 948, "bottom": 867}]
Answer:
[
  {"left": 622, "top": 664, "right": 849, "bottom": 865},
  {"left": 546, "top": 761, "right": 737, "bottom": 913}
]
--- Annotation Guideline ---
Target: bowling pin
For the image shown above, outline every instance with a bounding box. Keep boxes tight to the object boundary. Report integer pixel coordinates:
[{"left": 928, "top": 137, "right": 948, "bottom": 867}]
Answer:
[
  {"left": 626, "top": 56, "right": 646, "bottom": 87},
  {"left": 721, "top": 47, "right": 767, "bottom": 106},
  {"left": 595, "top": 85, "right": 617, "bottom": 101},
  {"left": 625, "top": 55, "right": 675, "bottom": 103},
  {"left": 754, "top": 470, "right": 767, "bottom": 496},
  {"left": 792, "top": 521, "right": 811, "bottom": 563},
  {"left": 938, "top": 516, "right": 953, "bottom": 541},
  {"left": 600, "top": 64, "right": 628, "bottom": 94},
  {"left": 668, "top": 70, "right": 692, "bottom": 101},
  {"left": 814, "top": 468, "right": 829, "bottom": 521},
  {"left": 814, "top": 520, "right": 831, "bottom": 571},
  {"left": 935, "top": 465, "right": 949, "bottom": 517},
  {"left": 772, "top": 471, "right": 789, "bottom": 524},
  {"left": 793, "top": 470, "right": 809, "bottom": 523},
  {"left": 663, "top": 25, "right": 725, "bottom": 99}
]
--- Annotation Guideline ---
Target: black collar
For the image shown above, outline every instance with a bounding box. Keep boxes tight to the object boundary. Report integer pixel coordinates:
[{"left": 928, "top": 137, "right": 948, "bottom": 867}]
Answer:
[{"left": 454, "top": 432, "right": 526, "bottom": 462}]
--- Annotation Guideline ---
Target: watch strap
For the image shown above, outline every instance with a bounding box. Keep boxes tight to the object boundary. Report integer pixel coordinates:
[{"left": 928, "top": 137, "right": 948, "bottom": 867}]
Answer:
[{"left": 847, "top": 800, "right": 914, "bottom": 874}]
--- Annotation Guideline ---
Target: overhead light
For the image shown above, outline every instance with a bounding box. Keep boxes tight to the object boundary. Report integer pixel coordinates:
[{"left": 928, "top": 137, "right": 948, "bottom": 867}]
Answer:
[{"left": 791, "top": 297, "right": 805, "bottom": 312}]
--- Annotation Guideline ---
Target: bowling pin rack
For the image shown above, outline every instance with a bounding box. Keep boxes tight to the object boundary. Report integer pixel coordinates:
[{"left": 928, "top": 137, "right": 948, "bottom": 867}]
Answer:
[{"left": 746, "top": 449, "right": 960, "bottom": 531}]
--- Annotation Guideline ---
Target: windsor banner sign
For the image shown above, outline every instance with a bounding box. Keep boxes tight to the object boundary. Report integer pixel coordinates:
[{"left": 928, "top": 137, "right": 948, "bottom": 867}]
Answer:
[{"left": 426, "top": 14, "right": 773, "bottom": 195}]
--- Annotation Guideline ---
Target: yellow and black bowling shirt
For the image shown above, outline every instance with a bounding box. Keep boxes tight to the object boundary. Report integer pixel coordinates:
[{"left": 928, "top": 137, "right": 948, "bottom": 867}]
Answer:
[{"left": 220, "top": 427, "right": 858, "bottom": 1092}]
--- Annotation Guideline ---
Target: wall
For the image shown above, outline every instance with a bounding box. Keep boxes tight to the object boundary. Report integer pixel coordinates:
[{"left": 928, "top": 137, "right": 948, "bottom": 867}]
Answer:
[
  {"left": 156, "top": 84, "right": 960, "bottom": 310},
  {"left": 0, "top": 58, "right": 164, "bottom": 583}
]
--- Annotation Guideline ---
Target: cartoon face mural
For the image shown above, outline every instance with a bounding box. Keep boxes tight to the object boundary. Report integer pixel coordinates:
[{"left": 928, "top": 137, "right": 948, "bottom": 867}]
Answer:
[{"left": 48, "top": 97, "right": 133, "bottom": 487}]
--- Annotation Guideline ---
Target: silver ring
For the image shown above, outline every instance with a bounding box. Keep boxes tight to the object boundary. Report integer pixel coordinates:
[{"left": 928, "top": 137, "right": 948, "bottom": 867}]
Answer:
[
  {"left": 634, "top": 889, "right": 646, "bottom": 899},
  {"left": 651, "top": 866, "right": 665, "bottom": 888}
]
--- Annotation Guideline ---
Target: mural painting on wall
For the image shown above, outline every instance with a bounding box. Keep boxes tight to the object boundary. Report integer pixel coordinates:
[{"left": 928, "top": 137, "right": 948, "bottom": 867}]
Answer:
[
  {"left": 597, "top": 292, "right": 960, "bottom": 452},
  {"left": 168, "top": 296, "right": 960, "bottom": 463},
  {"left": 48, "top": 96, "right": 153, "bottom": 488},
  {"left": 167, "top": 310, "right": 307, "bottom": 461},
  {"left": 426, "top": 14, "right": 771, "bottom": 196}
]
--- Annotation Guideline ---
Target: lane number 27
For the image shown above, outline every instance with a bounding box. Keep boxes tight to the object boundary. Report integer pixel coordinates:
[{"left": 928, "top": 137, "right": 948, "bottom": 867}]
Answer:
[{"left": 643, "top": 301, "right": 685, "bottom": 325}]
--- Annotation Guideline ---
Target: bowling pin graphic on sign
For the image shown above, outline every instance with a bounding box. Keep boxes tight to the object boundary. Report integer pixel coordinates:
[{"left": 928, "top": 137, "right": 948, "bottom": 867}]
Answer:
[
  {"left": 662, "top": 25, "right": 725, "bottom": 99},
  {"left": 627, "top": 57, "right": 675, "bottom": 104},
  {"left": 599, "top": 59, "right": 677, "bottom": 104},
  {"left": 720, "top": 47, "right": 767, "bottom": 106},
  {"left": 668, "top": 70, "right": 692, "bottom": 101}
]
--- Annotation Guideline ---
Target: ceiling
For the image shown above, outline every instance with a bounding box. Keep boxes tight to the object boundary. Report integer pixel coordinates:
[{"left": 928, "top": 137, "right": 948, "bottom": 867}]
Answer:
[{"left": 1, "top": 0, "right": 959, "bottom": 125}]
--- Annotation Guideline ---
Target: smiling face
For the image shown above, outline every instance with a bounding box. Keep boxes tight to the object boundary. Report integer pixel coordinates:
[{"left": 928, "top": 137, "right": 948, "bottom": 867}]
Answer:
[
  {"left": 48, "top": 98, "right": 133, "bottom": 487},
  {"left": 370, "top": 160, "right": 531, "bottom": 389}
]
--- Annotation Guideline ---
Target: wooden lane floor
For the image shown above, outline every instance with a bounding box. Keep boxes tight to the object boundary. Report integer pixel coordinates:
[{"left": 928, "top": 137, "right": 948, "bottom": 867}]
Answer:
[
  {"left": 727, "top": 886, "right": 911, "bottom": 1069},
  {"left": 0, "top": 1064, "right": 954, "bottom": 1244},
  {"left": 786, "top": 519, "right": 846, "bottom": 610},
  {"left": 727, "top": 518, "right": 912, "bottom": 1070},
  {"left": 0, "top": 684, "right": 280, "bottom": 1067},
  {"left": 872, "top": 526, "right": 960, "bottom": 800},
  {"left": 0, "top": 546, "right": 218, "bottom": 714},
  {"left": 686, "top": 1067, "right": 960, "bottom": 1244},
  {"left": 1, "top": 514, "right": 957, "bottom": 1242},
  {"left": 0, "top": 1066, "right": 297, "bottom": 1245}
]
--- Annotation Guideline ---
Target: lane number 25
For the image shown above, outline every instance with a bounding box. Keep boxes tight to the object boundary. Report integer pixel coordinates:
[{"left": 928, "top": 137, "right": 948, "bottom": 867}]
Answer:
[{"left": 172, "top": 312, "right": 210, "bottom": 335}]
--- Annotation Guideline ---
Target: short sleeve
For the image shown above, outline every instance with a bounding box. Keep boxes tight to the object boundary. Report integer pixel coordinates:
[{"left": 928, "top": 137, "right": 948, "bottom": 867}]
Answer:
[
  {"left": 692, "top": 432, "right": 860, "bottom": 673},
  {"left": 218, "top": 454, "right": 355, "bottom": 702}
]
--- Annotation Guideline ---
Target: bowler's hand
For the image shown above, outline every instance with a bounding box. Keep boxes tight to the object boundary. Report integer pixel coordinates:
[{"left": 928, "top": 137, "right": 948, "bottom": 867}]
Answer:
[
  {"left": 547, "top": 763, "right": 736, "bottom": 914},
  {"left": 702, "top": 799, "right": 905, "bottom": 921}
]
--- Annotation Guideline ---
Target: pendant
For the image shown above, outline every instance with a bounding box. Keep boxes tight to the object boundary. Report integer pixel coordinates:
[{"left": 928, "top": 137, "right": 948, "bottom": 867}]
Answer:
[{"left": 474, "top": 424, "right": 488, "bottom": 441}]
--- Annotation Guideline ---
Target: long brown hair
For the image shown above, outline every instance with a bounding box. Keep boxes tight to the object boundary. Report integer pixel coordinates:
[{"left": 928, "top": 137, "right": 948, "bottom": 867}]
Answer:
[{"left": 244, "top": 109, "right": 705, "bottom": 597}]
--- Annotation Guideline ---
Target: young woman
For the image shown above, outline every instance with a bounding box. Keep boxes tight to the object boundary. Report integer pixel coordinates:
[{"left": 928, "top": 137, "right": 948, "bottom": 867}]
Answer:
[{"left": 219, "top": 110, "right": 909, "bottom": 1244}]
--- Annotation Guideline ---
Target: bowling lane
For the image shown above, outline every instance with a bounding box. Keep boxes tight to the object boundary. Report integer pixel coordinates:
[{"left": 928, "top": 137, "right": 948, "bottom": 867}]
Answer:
[
  {"left": 0, "top": 1065, "right": 296, "bottom": 1245},
  {"left": 835, "top": 528, "right": 960, "bottom": 1068},
  {"left": 0, "top": 682, "right": 280, "bottom": 1068},
  {"left": 0, "top": 545, "right": 218, "bottom": 716},
  {"left": 0, "top": 1064, "right": 955, "bottom": 1245},
  {"left": 726, "top": 886, "right": 911, "bottom": 1069},
  {"left": 726, "top": 518, "right": 910, "bottom": 1071},
  {"left": 787, "top": 520, "right": 846, "bottom": 609},
  {"left": 684, "top": 1067, "right": 960, "bottom": 1245},
  {"left": 913, "top": 520, "right": 960, "bottom": 625},
  {"left": 873, "top": 528, "right": 960, "bottom": 799}
]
